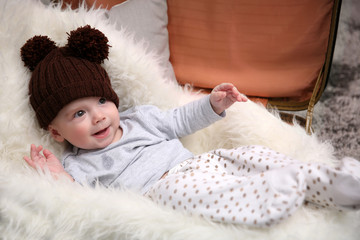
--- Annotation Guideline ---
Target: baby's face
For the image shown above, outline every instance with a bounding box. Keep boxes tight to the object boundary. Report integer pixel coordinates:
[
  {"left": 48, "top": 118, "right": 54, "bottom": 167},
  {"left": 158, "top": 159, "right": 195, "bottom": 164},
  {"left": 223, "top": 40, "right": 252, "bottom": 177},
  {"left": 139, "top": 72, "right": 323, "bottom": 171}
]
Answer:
[{"left": 48, "top": 97, "right": 122, "bottom": 150}]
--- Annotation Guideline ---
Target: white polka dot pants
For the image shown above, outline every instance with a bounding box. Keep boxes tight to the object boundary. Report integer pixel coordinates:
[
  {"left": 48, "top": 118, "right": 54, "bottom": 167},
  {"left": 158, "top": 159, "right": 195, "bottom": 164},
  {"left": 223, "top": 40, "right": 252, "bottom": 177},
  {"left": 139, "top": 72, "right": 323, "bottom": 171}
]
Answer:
[{"left": 146, "top": 145, "right": 360, "bottom": 227}]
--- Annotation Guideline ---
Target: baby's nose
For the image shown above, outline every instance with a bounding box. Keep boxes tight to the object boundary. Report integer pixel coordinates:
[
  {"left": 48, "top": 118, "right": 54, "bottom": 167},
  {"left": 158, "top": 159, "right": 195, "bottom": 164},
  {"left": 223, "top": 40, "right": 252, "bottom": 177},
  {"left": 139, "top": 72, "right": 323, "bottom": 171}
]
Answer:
[{"left": 93, "top": 111, "right": 106, "bottom": 124}]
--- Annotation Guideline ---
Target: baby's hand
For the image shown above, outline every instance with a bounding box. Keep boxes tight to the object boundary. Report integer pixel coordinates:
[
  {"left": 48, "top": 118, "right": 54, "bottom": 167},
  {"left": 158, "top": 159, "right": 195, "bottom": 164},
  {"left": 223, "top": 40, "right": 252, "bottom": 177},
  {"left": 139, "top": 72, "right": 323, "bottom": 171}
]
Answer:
[
  {"left": 210, "top": 83, "right": 247, "bottom": 114},
  {"left": 23, "top": 144, "right": 73, "bottom": 181}
]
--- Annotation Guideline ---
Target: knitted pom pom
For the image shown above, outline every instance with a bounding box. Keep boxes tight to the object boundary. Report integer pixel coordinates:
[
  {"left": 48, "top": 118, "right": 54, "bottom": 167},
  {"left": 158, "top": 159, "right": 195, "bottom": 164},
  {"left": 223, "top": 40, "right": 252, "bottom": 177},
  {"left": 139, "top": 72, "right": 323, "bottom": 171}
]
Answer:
[
  {"left": 66, "top": 25, "right": 109, "bottom": 64},
  {"left": 20, "top": 36, "right": 57, "bottom": 71}
]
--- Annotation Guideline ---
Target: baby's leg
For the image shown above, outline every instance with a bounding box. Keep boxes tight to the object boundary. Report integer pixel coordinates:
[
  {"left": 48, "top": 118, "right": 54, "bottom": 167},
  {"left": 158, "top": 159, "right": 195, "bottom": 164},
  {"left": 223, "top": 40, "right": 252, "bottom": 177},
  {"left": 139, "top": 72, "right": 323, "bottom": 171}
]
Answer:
[
  {"left": 213, "top": 145, "right": 360, "bottom": 211},
  {"left": 146, "top": 155, "right": 306, "bottom": 227},
  {"left": 211, "top": 145, "right": 297, "bottom": 176},
  {"left": 298, "top": 157, "right": 360, "bottom": 210}
]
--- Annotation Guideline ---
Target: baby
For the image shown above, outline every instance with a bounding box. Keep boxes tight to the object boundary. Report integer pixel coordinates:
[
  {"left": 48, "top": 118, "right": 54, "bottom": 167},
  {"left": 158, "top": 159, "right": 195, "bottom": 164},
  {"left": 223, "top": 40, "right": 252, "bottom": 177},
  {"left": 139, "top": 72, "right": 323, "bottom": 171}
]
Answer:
[{"left": 22, "top": 25, "right": 360, "bottom": 227}]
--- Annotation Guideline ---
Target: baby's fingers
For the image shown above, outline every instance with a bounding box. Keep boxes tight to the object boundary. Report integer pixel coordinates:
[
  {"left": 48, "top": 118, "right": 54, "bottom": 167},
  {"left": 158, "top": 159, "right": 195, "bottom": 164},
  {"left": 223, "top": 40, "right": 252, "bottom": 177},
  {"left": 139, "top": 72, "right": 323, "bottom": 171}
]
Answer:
[
  {"left": 43, "top": 149, "right": 56, "bottom": 160},
  {"left": 30, "top": 144, "right": 43, "bottom": 159},
  {"left": 212, "top": 91, "right": 227, "bottom": 102},
  {"left": 43, "top": 149, "right": 51, "bottom": 156},
  {"left": 23, "top": 156, "right": 36, "bottom": 169},
  {"left": 32, "top": 144, "right": 43, "bottom": 154},
  {"left": 236, "top": 93, "right": 248, "bottom": 102}
]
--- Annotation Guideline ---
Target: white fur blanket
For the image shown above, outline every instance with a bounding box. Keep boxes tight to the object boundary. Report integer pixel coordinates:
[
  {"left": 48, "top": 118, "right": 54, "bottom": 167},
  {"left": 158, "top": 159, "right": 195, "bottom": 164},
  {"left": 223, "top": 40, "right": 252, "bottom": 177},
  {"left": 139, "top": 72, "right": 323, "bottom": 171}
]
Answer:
[{"left": 0, "top": 0, "right": 359, "bottom": 239}]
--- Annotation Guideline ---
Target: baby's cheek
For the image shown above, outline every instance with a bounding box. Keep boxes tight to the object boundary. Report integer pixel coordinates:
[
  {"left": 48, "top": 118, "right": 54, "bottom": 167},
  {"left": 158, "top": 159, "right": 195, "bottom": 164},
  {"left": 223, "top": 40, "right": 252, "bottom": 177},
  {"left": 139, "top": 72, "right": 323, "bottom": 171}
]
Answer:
[{"left": 68, "top": 124, "right": 91, "bottom": 147}]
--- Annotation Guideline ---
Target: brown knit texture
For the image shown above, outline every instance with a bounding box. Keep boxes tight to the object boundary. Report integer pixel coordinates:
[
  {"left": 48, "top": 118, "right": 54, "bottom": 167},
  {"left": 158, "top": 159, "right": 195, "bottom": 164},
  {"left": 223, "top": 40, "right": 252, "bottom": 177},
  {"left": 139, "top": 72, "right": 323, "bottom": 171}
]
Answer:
[{"left": 21, "top": 25, "right": 119, "bottom": 129}]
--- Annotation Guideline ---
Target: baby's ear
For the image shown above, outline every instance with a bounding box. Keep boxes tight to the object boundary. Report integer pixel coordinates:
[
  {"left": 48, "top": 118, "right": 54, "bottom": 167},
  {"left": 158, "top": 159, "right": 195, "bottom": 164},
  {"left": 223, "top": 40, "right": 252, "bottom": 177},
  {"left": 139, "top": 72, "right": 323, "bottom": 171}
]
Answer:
[{"left": 48, "top": 125, "right": 65, "bottom": 143}]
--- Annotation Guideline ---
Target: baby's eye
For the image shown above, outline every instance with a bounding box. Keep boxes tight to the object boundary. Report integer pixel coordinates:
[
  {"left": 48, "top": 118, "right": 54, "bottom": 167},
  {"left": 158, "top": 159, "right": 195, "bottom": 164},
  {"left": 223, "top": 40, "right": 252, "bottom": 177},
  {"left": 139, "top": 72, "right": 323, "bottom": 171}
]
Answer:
[
  {"left": 74, "top": 110, "right": 85, "bottom": 118},
  {"left": 99, "top": 97, "right": 107, "bottom": 105}
]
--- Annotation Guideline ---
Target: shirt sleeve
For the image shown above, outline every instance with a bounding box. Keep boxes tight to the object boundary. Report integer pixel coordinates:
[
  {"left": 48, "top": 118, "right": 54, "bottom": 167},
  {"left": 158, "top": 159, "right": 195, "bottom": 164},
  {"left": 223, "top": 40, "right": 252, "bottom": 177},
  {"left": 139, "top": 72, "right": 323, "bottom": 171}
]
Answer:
[{"left": 139, "top": 95, "right": 225, "bottom": 139}]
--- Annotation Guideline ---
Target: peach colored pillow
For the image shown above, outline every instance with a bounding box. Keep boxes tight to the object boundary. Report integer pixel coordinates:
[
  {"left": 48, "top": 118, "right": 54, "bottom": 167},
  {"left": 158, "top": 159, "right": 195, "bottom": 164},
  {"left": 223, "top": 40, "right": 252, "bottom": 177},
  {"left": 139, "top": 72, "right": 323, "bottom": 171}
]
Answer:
[{"left": 167, "top": 0, "right": 334, "bottom": 102}]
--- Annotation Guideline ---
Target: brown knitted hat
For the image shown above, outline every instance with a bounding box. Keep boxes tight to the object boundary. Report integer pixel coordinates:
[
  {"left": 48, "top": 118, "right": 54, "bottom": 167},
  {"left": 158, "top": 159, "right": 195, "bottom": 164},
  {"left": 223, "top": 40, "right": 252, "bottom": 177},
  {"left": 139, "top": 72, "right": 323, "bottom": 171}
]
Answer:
[{"left": 20, "top": 25, "right": 119, "bottom": 129}]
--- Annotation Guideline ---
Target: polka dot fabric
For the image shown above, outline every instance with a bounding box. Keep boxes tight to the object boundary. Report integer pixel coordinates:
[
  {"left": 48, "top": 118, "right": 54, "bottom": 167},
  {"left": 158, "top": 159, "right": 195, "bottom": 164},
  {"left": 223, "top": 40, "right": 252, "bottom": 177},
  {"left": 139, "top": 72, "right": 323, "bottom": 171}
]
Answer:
[
  {"left": 146, "top": 145, "right": 360, "bottom": 227},
  {"left": 301, "top": 157, "right": 360, "bottom": 210}
]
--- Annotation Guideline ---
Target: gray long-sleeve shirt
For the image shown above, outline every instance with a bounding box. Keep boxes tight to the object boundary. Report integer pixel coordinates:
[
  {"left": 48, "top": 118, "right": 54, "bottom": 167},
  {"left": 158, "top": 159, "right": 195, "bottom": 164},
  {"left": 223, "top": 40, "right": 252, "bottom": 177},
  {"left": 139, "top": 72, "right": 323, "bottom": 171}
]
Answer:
[{"left": 62, "top": 95, "right": 224, "bottom": 194}]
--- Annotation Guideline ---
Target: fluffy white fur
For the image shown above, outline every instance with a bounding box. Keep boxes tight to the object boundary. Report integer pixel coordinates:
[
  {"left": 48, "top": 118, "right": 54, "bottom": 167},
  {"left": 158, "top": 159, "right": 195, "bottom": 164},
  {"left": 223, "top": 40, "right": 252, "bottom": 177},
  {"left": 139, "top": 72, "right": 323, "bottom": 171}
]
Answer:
[{"left": 0, "top": 0, "right": 359, "bottom": 239}]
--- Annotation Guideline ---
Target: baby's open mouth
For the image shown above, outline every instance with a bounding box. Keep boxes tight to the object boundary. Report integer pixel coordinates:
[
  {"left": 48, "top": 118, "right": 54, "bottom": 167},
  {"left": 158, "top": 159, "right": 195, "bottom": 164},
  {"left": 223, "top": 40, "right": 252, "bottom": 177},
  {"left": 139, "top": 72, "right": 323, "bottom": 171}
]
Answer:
[{"left": 93, "top": 127, "right": 110, "bottom": 137}]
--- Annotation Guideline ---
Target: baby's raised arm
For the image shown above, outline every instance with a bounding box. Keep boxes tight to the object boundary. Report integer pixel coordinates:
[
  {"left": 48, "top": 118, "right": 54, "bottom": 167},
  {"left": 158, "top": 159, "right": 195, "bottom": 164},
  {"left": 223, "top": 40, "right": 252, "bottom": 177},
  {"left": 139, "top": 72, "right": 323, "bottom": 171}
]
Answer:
[
  {"left": 23, "top": 144, "right": 74, "bottom": 181},
  {"left": 210, "top": 83, "right": 247, "bottom": 114}
]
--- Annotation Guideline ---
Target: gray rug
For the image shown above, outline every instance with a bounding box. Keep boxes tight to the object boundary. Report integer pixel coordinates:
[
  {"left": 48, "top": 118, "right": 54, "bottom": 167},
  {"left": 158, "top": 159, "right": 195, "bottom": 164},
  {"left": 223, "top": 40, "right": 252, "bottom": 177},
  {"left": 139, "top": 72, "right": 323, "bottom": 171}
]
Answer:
[
  {"left": 313, "top": 64, "right": 360, "bottom": 158},
  {"left": 309, "top": 0, "right": 360, "bottom": 159}
]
